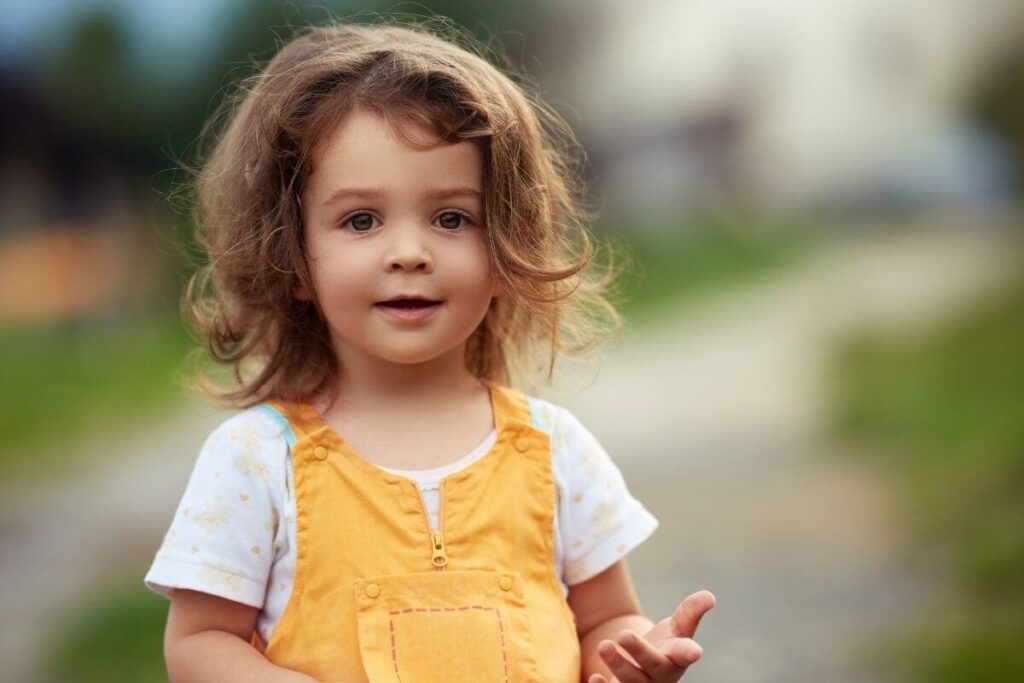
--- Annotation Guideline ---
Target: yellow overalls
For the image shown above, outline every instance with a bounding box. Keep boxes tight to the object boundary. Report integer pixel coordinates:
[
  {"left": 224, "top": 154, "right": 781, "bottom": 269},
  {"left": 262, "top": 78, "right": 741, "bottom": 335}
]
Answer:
[{"left": 256, "top": 384, "right": 581, "bottom": 682}]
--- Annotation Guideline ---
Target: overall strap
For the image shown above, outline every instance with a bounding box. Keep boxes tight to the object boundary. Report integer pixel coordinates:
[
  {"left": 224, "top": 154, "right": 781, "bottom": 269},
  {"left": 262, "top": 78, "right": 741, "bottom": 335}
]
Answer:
[{"left": 488, "top": 383, "right": 533, "bottom": 433}]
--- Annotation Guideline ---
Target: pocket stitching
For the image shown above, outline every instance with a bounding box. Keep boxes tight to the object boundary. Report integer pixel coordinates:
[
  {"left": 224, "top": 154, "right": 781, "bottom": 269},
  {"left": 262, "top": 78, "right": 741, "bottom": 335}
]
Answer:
[{"left": 387, "top": 605, "right": 510, "bottom": 683}]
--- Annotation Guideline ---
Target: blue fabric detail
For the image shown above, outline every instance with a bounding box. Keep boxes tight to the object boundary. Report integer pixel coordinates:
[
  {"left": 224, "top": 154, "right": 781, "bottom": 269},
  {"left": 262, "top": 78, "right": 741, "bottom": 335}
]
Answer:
[
  {"left": 526, "top": 396, "right": 544, "bottom": 431},
  {"left": 257, "top": 403, "right": 297, "bottom": 448}
]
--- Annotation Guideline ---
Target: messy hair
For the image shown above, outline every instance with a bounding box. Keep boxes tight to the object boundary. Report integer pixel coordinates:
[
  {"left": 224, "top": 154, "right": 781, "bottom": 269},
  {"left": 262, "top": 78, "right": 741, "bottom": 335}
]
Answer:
[{"left": 184, "top": 18, "right": 621, "bottom": 407}]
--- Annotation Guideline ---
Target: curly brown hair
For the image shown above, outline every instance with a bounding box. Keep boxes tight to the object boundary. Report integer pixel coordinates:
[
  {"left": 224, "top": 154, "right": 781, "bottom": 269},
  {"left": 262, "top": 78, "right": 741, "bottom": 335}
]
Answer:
[{"left": 183, "top": 18, "right": 621, "bottom": 408}]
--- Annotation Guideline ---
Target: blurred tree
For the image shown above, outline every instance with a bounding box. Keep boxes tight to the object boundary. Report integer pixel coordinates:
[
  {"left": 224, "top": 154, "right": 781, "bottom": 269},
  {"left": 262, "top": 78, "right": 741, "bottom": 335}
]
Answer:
[
  {"left": 45, "top": 10, "right": 132, "bottom": 130},
  {"left": 39, "top": 7, "right": 164, "bottom": 176}
]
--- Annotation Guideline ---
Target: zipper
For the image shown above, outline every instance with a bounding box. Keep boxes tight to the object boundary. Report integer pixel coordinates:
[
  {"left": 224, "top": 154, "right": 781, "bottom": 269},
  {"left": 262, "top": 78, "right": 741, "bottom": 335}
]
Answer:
[
  {"left": 432, "top": 479, "right": 448, "bottom": 569},
  {"left": 431, "top": 531, "right": 448, "bottom": 568},
  {"left": 415, "top": 479, "right": 448, "bottom": 569}
]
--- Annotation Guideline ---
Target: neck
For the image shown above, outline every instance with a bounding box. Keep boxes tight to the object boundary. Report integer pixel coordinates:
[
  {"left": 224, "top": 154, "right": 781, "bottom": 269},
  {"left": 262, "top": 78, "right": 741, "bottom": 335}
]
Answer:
[{"left": 321, "top": 344, "right": 484, "bottom": 414}]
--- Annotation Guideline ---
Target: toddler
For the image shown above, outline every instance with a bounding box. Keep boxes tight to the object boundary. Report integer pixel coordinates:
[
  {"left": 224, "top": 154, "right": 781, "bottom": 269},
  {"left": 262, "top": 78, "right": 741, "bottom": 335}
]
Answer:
[{"left": 145, "top": 19, "right": 714, "bottom": 683}]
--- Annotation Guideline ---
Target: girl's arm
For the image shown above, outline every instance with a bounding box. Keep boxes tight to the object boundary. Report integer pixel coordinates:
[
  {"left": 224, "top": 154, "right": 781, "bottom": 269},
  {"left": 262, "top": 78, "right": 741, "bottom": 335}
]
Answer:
[
  {"left": 569, "top": 560, "right": 713, "bottom": 683},
  {"left": 570, "top": 560, "right": 652, "bottom": 680},
  {"left": 164, "top": 589, "right": 318, "bottom": 683}
]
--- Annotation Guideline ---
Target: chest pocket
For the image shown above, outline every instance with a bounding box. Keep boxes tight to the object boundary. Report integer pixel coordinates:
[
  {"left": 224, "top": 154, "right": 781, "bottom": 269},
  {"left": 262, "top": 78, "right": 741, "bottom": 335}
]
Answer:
[{"left": 352, "top": 570, "right": 540, "bottom": 683}]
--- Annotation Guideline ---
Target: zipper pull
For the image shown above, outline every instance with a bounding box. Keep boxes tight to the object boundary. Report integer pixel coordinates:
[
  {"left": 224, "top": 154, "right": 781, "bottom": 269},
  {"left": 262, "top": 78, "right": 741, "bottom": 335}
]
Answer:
[{"left": 430, "top": 532, "right": 448, "bottom": 568}]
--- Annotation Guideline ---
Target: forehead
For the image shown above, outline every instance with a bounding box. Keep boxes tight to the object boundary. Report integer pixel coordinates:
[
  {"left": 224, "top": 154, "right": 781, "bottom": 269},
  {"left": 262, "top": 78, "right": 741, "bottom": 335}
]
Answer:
[{"left": 306, "top": 108, "right": 484, "bottom": 200}]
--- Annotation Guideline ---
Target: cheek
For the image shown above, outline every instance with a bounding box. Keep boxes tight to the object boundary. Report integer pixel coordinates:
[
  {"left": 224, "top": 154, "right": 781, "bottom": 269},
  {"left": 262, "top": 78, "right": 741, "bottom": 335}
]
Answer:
[
  {"left": 462, "top": 236, "right": 497, "bottom": 279},
  {"left": 321, "top": 267, "right": 366, "bottom": 301},
  {"left": 307, "top": 252, "right": 371, "bottom": 308}
]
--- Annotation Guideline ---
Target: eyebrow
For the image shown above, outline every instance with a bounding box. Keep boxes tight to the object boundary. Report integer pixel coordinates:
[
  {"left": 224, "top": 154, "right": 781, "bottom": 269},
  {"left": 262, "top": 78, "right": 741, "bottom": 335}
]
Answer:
[{"left": 322, "top": 186, "right": 483, "bottom": 207}]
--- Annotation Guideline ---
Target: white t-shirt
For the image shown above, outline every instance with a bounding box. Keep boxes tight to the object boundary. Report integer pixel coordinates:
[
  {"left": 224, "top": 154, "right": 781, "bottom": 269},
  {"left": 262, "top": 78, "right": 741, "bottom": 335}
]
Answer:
[{"left": 145, "top": 396, "right": 658, "bottom": 646}]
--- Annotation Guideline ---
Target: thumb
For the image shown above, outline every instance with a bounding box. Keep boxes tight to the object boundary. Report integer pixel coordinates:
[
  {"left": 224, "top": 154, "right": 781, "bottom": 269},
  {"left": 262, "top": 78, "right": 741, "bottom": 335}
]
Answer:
[{"left": 671, "top": 590, "right": 716, "bottom": 638}]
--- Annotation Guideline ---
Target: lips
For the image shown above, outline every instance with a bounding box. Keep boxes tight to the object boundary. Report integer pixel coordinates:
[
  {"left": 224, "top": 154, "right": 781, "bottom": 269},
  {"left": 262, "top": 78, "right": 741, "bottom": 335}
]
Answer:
[
  {"left": 374, "top": 296, "right": 444, "bottom": 322},
  {"left": 375, "top": 296, "right": 443, "bottom": 309}
]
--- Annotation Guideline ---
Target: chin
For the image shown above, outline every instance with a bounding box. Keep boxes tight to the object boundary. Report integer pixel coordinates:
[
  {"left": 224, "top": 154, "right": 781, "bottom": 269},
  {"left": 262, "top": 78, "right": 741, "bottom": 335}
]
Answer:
[{"left": 377, "top": 345, "right": 456, "bottom": 366}]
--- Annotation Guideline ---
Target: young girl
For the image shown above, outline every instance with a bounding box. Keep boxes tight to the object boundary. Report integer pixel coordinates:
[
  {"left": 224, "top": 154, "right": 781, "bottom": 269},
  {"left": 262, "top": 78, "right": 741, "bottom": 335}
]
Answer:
[{"left": 145, "top": 19, "right": 714, "bottom": 683}]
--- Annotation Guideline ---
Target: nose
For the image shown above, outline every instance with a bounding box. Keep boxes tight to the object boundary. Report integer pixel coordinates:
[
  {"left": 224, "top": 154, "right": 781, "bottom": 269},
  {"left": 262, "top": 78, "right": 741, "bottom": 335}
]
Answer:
[{"left": 384, "top": 225, "right": 434, "bottom": 273}]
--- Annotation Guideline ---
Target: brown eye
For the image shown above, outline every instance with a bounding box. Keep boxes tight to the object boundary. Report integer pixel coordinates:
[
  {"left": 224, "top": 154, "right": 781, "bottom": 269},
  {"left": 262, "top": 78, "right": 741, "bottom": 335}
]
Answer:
[
  {"left": 346, "top": 213, "right": 376, "bottom": 232},
  {"left": 437, "top": 212, "right": 467, "bottom": 230}
]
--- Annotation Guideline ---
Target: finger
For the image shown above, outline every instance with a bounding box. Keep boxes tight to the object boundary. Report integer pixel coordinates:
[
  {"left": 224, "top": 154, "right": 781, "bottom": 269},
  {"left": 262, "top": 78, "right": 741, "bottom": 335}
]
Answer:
[
  {"left": 598, "top": 639, "right": 649, "bottom": 683},
  {"left": 588, "top": 676, "right": 610, "bottom": 683},
  {"left": 660, "top": 637, "right": 703, "bottom": 672},
  {"left": 616, "top": 630, "right": 677, "bottom": 680},
  {"left": 671, "top": 590, "right": 716, "bottom": 638}
]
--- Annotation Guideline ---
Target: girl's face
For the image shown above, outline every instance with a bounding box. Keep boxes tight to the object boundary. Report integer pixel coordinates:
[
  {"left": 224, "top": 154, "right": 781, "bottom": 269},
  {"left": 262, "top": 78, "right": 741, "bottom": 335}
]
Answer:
[{"left": 300, "top": 108, "right": 500, "bottom": 371}]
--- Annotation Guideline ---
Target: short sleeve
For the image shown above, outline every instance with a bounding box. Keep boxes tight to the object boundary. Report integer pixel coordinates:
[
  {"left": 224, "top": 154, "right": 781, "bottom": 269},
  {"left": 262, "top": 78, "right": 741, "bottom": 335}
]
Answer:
[
  {"left": 550, "top": 406, "right": 659, "bottom": 586},
  {"left": 144, "top": 409, "right": 288, "bottom": 608}
]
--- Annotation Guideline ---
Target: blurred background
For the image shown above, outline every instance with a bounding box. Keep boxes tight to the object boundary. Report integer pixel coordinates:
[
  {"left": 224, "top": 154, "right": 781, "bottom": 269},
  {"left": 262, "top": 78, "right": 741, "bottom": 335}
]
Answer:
[{"left": 1, "top": 0, "right": 1022, "bottom": 681}]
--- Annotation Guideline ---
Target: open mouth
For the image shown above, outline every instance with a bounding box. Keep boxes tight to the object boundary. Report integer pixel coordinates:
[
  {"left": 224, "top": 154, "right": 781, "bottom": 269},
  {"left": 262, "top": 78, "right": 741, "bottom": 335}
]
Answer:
[
  {"left": 373, "top": 298, "right": 444, "bottom": 321},
  {"left": 375, "top": 298, "right": 443, "bottom": 309}
]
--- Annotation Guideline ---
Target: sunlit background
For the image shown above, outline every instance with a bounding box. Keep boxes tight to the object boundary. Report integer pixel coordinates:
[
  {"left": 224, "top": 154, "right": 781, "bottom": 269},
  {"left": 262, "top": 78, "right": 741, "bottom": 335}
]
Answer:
[{"left": 1, "top": 1, "right": 1022, "bottom": 681}]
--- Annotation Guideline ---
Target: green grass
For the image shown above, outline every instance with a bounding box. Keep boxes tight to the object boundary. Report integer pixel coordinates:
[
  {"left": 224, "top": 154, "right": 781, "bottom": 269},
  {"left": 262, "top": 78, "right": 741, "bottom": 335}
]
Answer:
[
  {"left": 0, "top": 312, "right": 191, "bottom": 480},
  {"left": 47, "top": 576, "right": 169, "bottom": 683},
  {"left": 830, "top": 258, "right": 1024, "bottom": 682},
  {"left": 604, "top": 214, "right": 811, "bottom": 323}
]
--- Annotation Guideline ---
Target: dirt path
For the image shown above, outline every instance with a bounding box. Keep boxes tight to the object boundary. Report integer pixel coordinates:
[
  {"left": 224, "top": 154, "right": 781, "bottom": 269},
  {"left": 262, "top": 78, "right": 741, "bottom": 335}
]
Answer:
[
  {"left": 0, "top": 403, "right": 226, "bottom": 681},
  {"left": 548, "top": 222, "right": 1019, "bottom": 682},
  {"left": 1, "top": 221, "right": 1018, "bottom": 681}
]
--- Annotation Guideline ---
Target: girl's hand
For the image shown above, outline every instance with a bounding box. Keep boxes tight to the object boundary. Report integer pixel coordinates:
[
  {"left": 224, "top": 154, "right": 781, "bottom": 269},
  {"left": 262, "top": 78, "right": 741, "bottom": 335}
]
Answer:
[{"left": 588, "top": 590, "right": 715, "bottom": 683}]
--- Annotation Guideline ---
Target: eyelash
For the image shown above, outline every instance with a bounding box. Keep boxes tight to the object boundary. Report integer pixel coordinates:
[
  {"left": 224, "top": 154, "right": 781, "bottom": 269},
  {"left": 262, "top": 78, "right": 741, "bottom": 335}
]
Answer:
[{"left": 339, "top": 210, "right": 475, "bottom": 233}]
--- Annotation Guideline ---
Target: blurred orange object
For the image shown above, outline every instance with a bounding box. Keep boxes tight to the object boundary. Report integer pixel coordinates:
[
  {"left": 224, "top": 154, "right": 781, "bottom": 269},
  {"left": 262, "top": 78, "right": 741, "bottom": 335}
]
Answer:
[{"left": 0, "top": 226, "right": 133, "bottom": 322}]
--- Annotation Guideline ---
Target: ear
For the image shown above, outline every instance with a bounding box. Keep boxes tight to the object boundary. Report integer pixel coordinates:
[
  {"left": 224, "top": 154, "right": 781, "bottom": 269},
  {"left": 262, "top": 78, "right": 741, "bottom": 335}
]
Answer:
[
  {"left": 490, "top": 277, "right": 505, "bottom": 298},
  {"left": 294, "top": 285, "right": 313, "bottom": 301}
]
